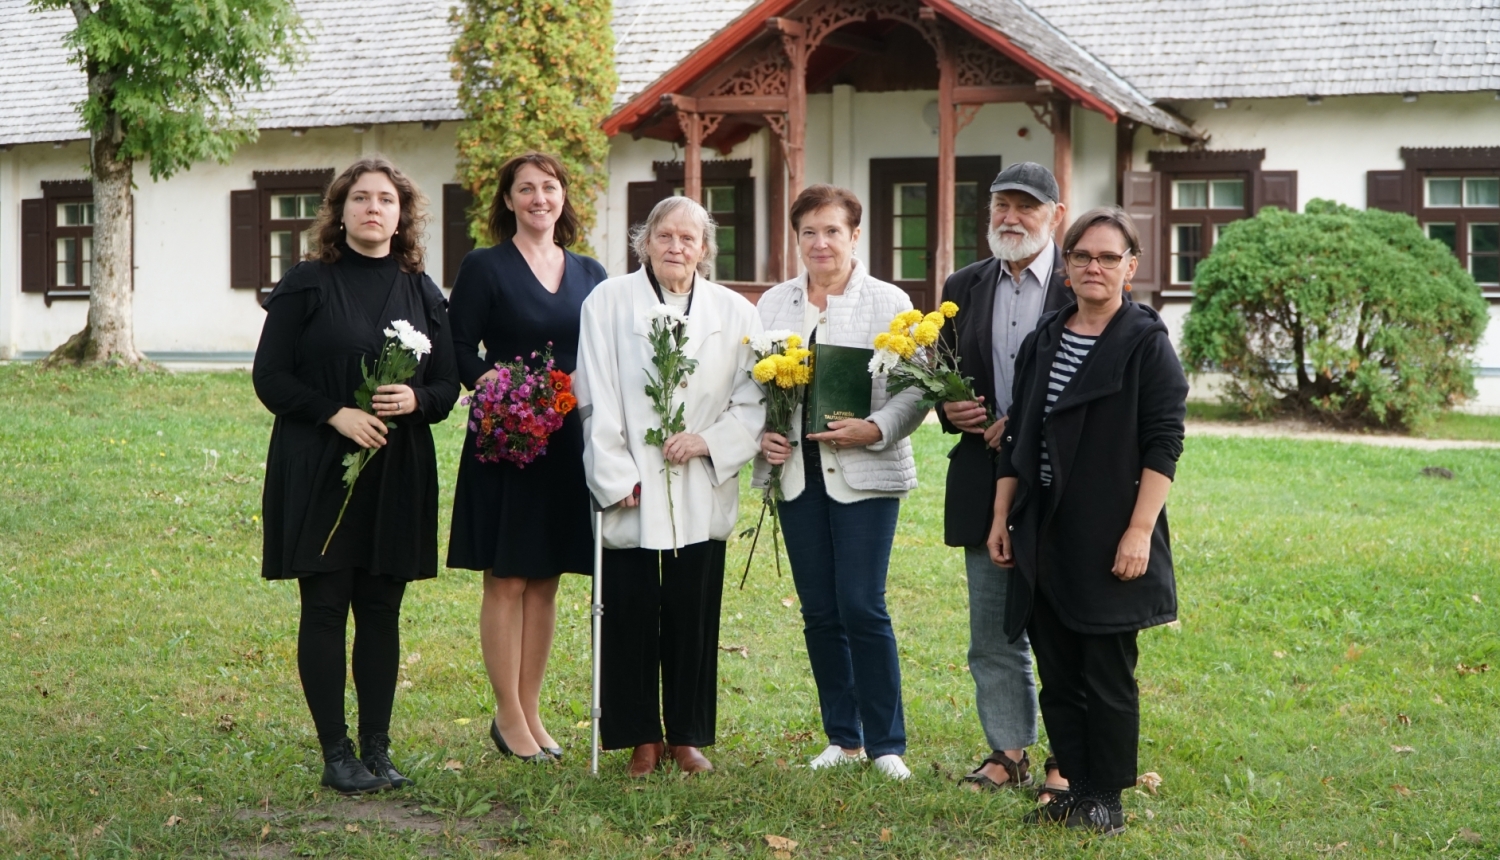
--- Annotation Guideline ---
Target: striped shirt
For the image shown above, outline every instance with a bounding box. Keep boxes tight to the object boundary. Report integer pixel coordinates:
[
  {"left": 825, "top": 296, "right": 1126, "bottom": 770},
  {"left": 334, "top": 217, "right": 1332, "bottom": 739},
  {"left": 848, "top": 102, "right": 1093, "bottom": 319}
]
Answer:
[{"left": 1039, "top": 330, "right": 1098, "bottom": 487}]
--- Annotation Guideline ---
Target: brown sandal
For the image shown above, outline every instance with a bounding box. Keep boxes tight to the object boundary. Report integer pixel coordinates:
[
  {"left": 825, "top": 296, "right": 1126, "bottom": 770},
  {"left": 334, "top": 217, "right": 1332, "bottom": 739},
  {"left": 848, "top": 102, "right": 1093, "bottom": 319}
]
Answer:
[
  {"left": 960, "top": 749, "right": 1032, "bottom": 791},
  {"left": 1035, "top": 754, "right": 1069, "bottom": 804}
]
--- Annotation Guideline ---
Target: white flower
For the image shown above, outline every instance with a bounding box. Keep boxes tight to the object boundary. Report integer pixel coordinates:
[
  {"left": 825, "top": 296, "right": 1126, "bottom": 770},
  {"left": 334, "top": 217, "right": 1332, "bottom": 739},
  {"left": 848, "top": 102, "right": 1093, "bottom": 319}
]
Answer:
[
  {"left": 868, "top": 348, "right": 900, "bottom": 377},
  {"left": 750, "top": 329, "right": 797, "bottom": 354},
  {"left": 648, "top": 303, "right": 688, "bottom": 329},
  {"left": 385, "top": 319, "right": 432, "bottom": 358}
]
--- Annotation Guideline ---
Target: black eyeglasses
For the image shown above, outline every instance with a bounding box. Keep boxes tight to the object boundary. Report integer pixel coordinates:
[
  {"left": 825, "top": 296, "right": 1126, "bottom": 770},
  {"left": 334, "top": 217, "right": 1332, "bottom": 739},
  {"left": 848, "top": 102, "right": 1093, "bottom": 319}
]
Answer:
[{"left": 1065, "top": 251, "right": 1132, "bottom": 269}]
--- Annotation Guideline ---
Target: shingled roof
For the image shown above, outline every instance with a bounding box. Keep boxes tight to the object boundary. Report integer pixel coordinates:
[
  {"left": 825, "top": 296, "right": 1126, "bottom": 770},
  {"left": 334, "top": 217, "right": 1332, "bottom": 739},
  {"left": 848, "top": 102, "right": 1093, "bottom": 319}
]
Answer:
[
  {"left": 1025, "top": 0, "right": 1500, "bottom": 100},
  {"left": 0, "top": 0, "right": 462, "bottom": 147},
  {"left": 612, "top": 0, "right": 754, "bottom": 108}
]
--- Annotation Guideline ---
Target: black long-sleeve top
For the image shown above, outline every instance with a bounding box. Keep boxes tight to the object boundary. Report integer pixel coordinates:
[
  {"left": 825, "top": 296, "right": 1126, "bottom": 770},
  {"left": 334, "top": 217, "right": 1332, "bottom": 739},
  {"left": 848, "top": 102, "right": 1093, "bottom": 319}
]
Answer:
[{"left": 252, "top": 247, "right": 459, "bottom": 581}]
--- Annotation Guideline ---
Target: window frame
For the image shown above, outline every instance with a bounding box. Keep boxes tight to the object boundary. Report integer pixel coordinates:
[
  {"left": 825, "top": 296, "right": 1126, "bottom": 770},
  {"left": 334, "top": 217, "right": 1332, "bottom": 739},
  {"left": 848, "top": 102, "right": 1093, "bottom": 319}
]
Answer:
[
  {"left": 40, "top": 180, "right": 95, "bottom": 304},
  {"left": 250, "top": 169, "right": 335, "bottom": 293},
  {"left": 868, "top": 155, "right": 1001, "bottom": 311},
  {"left": 1147, "top": 150, "right": 1265, "bottom": 298},
  {"left": 1416, "top": 170, "right": 1500, "bottom": 291},
  {"left": 626, "top": 160, "right": 756, "bottom": 282}
]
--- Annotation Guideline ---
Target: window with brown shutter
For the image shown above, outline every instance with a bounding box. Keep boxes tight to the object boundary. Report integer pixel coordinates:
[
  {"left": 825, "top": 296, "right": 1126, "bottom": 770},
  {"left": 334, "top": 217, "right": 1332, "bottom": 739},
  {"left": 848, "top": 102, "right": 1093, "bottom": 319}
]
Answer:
[
  {"left": 868, "top": 156, "right": 1000, "bottom": 312},
  {"left": 20, "top": 180, "right": 107, "bottom": 306},
  {"left": 442, "top": 183, "right": 477, "bottom": 289},
  {"left": 1368, "top": 149, "right": 1500, "bottom": 296},
  {"left": 625, "top": 160, "right": 757, "bottom": 283},
  {"left": 230, "top": 169, "right": 335, "bottom": 293},
  {"left": 1144, "top": 150, "right": 1297, "bottom": 300}
]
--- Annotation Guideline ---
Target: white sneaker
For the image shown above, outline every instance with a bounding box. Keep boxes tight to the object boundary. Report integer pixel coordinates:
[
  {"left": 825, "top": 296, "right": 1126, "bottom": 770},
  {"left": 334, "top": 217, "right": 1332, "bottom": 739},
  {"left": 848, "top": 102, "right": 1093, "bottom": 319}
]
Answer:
[
  {"left": 872, "top": 754, "right": 911, "bottom": 781},
  {"left": 809, "top": 744, "right": 866, "bottom": 770}
]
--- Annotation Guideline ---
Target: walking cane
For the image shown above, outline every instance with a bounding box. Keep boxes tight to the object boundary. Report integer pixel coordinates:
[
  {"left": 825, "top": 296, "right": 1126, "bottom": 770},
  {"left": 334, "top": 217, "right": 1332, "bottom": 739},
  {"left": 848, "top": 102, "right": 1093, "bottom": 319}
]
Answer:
[{"left": 590, "top": 503, "right": 604, "bottom": 777}]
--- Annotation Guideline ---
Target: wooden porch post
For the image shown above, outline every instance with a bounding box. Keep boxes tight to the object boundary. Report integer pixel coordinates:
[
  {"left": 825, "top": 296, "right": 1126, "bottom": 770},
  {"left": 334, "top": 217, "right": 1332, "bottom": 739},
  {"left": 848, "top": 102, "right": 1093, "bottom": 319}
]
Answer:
[
  {"left": 767, "top": 129, "right": 786, "bottom": 281},
  {"left": 1052, "top": 97, "right": 1073, "bottom": 234},
  {"left": 935, "top": 44, "right": 957, "bottom": 294},
  {"left": 681, "top": 111, "right": 704, "bottom": 203}
]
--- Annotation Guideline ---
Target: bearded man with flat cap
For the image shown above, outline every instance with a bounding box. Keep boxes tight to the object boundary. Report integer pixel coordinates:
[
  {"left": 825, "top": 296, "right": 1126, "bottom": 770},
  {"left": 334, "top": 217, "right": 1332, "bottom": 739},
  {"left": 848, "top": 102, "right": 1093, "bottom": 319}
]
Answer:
[{"left": 937, "top": 162, "right": 1073, "bottom": 797}]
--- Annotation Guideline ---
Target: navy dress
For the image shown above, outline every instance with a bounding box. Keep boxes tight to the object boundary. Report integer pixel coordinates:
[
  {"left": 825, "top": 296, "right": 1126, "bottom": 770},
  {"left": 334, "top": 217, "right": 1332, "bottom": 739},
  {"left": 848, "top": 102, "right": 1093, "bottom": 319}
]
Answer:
[{"left": 446, "top": 240, "right": 607, "bottom": 578}]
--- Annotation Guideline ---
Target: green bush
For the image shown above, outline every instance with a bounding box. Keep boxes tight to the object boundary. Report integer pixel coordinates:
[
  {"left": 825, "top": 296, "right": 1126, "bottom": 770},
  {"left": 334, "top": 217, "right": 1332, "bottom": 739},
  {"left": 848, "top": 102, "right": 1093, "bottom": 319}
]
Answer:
[{"left": 1179, "top": 199, "right": 1488, "bottom": 429}]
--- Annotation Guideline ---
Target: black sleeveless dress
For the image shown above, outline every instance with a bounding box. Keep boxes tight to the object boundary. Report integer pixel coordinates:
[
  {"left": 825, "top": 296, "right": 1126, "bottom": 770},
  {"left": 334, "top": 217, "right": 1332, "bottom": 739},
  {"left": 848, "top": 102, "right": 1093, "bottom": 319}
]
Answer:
[
  {"left": 446, "top": 240, "right": 607, "bottom": 578},
  {"left": 253, "top": 249, "right": 459, "bottom": 581}
]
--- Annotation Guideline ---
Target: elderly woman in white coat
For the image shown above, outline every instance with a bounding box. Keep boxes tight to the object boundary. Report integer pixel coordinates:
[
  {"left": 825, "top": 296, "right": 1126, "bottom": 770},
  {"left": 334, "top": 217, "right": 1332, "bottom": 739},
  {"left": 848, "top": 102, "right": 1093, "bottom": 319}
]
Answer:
[
  {"left": 757, "top": 185, "right": 929, "bottom": 780},
  {"left": 575, "top": 196, "right": 765, "bottom": 778}
]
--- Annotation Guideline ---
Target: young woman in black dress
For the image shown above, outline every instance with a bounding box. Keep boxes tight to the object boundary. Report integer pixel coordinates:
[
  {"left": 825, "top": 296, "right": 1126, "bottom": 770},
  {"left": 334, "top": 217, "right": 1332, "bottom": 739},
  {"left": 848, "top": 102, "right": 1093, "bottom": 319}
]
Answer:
[
  {"left": 447, "top": 153, "right": 607, "bottom": 762},
  {"left": 254, "top": 156, "right": 458, "bottom": 794}
]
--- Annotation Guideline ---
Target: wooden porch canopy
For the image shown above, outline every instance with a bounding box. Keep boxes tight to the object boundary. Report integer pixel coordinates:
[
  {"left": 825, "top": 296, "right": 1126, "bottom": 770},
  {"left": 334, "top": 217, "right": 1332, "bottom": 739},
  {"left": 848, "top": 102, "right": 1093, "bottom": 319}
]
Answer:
[{"left": 604, "top": 0, "right": 1190, "bottom": 286}]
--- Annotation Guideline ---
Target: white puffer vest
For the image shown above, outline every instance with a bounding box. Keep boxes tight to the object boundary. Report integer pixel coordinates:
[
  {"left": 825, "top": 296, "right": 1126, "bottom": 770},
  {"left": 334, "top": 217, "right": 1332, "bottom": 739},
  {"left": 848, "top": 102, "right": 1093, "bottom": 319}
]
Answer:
[{"left": 752, "top": 260, "right": 928, "bottom": 499}]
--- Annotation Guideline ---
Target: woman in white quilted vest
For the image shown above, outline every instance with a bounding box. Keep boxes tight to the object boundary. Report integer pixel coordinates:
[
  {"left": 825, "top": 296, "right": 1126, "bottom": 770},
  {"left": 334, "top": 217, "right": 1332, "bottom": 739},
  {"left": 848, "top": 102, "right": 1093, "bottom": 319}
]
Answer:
[{"left": 756, "top": 185, "right": 929, "bottom": 780}]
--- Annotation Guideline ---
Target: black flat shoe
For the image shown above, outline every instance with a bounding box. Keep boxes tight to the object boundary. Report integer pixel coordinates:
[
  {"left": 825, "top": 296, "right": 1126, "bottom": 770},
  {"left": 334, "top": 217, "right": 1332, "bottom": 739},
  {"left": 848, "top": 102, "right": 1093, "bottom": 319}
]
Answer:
[
  {"left": 543, "top": 746, "right": 563, "bottom": 761},
  {"left": 359, "top": 732, "right": 413, "bottom": 789},
  {"left": 320, "top": 737, "right": 391, "bottom": 796},
  {"left": 489, "top": 719, "right": 552, "bottom": 763},
  {"left": 1063, "top": 798, "right": 1126, "bottom": 837},
  {"left": 1023, "top": 789, "right": 1076, "bottom": 824}
]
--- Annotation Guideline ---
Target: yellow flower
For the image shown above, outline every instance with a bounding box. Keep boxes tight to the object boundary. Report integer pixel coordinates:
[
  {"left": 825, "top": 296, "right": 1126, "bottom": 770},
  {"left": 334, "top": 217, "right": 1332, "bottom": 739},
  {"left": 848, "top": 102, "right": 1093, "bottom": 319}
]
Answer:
[
  {"left": 793, "top": 365, "right": 812, "bottom": 385},
  {"left": 923, "top": 311, "right": 944, "bottom": 328},
  {"left": 940, "top": 301, "right": 959, "bottom": 318},
  {"left": 774, "top": 355, "right": 798, "bottom": 388},
  {"left": 889, "top": 319, "right": 907, "bottom": 336},
  {"left": 786, "top": 333, "right": 802, "bottom": 349},
  {"left": 789, "top": 348, "right": 812, "bottom": 363},
  {"left": 873, "top": 332, "right": 891, "bottom": 350},
  {"left": 899, "top": 309, "right": 924, "bottom": 328},
  {"left": 892, "top": 335, "right": 917, "bottom": 359},
  {"left": 913, "top": 321, "right": 940, "bottom": 347},
  {"left": 752, "top": 357, "right": 778, "bottom": 384},
  {"left": 742, "top": 336, "right": 750, "bottom": 344}
]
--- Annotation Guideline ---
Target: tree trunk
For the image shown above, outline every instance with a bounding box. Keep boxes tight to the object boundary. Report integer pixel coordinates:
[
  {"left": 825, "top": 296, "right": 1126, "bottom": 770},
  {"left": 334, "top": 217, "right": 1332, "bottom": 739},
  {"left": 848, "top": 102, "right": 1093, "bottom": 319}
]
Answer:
[{"left": 45, "top": 122, "right": 144, "bottom": 366}]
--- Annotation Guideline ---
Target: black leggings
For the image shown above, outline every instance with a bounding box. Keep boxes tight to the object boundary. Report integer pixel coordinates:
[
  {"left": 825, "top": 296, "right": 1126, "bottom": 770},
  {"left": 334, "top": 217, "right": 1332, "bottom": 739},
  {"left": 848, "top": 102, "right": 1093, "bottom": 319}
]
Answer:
[{"left": 297, "top": 570, "right": 407, "bottom": 744}]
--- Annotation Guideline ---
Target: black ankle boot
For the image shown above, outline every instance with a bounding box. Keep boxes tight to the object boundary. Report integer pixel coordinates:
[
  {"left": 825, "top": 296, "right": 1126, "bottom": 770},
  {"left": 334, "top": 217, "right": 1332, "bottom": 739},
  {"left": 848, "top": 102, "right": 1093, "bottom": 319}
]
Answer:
[
  {"left": 320, "top": 737, "right": 391, "bottom": 795},
  {"left": 359, "top": 732, "right": 413, "bottom": 789}
]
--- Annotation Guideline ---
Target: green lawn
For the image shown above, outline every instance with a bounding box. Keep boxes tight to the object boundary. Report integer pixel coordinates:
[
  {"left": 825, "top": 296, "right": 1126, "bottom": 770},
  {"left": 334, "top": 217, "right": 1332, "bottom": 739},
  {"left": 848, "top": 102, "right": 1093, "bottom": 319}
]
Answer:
[
  {"left": 1, "top": 366, "right": 1497, "bottom": 858},
  {"left": 1185, "top": 400, "right": 1500, "bottom": 442}
]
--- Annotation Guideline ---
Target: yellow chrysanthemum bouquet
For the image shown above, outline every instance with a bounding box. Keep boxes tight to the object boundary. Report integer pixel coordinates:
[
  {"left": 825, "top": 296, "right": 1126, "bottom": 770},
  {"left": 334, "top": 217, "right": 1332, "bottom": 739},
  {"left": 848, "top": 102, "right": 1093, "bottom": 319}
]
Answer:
[
  {"left": 870, "top": 301, "right": 991, "bottom": 423},
  {"left": 740, "top": 330, "right": 812, "bottom": 584}
]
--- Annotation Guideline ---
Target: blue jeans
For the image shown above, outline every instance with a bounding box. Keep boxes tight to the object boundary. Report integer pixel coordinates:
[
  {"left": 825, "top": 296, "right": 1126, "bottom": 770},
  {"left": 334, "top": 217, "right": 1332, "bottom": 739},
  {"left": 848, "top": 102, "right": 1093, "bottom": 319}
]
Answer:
[
  {"left": 964, "top": 547, "right": 1038, "bottom": 751},
  {"left": 778, "top": 467, "right": 905, "bottom": 758}
]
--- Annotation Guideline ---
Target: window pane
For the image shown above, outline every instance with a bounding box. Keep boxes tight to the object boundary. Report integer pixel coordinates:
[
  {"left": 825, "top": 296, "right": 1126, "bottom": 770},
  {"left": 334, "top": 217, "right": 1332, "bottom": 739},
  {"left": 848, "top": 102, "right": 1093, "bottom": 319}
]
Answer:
[
  {"left": 898, "top": 248, "right": 927, "bottom": 280},
  {"left": 1210, "top": 179, "right": 1244, "bottom": 209},
  {"left": 706, "top": 186, "right": 735, "bottom": 214},
  {"left": 57, "top": 237, "right": 76, "bottom": 286},
  {"left": 1426, "top": 223, "right": 1458, "bottom": 251},
  {"left": 895, "top": 183, "right": 927, "bottom": 216},
  {"left": 955, "top": 182, "right": 977, "bottom": 214},
  {"left": 270, "top": 230, "right": 296, "bottom": 281},
  {"left": 272, "top": 194, "right": 301, "bottom": 219},
  {"left": 1471, "top": 223, "right": 1499, "bottom": 254},
  {"left": 1174, "top": 180, "right": 1207, "bottom": 210},
  {"left": 57, "top": 202, "right": 95, "bottom": 227},
  {"left": 1171, "top": 224, "right": 1202, "bottom": 284},
  {"left": 1466, "top": 178, "right": 1500, "bottom": 208},
  {"left": 955, "top": 247, "right": 977, "bottom": 269},
  {"left": 300, "top": 194, "right": 322, "bottom": 218},
  {"left": 80, "top": 236, "right": 93, "bottom": 288},
  {"left": 1427, "top": 178, "right": 1462, "bottom": 207},
  {"left": 1472, "top": 256, "right": 1500, "bottom": 285},
  {"left": 715, "top": 224, "right": 736, "bottom": 280}
]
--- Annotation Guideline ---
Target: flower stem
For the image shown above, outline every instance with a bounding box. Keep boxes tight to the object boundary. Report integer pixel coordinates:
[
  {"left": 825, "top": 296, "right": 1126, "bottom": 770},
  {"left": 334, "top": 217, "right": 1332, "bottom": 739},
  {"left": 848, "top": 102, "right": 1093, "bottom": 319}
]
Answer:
[{"left": 322, "top": 479, "right": 357, "bottom": 555}]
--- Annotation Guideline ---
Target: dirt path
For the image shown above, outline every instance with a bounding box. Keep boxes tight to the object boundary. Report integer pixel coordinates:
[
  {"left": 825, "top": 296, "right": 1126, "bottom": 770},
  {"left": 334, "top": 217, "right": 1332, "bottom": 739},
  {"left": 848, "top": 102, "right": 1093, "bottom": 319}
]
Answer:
[{"left": 1186, "top": 420, "right": 1500, "bottom": 450}]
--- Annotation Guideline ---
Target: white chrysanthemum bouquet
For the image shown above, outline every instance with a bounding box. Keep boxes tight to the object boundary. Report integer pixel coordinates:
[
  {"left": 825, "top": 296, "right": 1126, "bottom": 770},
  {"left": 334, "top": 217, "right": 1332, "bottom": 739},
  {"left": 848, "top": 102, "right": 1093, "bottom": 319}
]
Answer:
[
  {"left": 643, "top": 304, "right": 698, "bottom": 552},
  {"left": 322, "top": 319, "right": 432, "bottom": 553}
]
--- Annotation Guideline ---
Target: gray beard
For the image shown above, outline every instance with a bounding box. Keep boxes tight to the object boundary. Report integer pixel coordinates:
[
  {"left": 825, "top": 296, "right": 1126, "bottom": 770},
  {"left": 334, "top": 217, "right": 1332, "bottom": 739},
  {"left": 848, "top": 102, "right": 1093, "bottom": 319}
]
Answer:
[{"left": 988, "top": 224, "right": 1050, "bottom": 262}]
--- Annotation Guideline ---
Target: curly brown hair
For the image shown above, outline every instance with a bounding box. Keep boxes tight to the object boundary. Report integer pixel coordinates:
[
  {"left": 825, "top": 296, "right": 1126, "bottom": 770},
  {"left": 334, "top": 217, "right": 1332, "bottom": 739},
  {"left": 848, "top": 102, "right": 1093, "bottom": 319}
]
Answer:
[
  {"left": 307, "top": 155, "right": 428, "bottom": 272},
  {"left": 487, "top": 152, "right": 581, "bottom": 248}
]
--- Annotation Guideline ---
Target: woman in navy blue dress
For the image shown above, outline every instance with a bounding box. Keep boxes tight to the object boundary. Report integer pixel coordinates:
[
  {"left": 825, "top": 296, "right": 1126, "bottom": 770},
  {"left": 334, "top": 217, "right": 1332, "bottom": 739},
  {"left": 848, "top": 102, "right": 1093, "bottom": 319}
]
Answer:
[{"left": 447, "top": 153, "right": 607, "bottom": 762}]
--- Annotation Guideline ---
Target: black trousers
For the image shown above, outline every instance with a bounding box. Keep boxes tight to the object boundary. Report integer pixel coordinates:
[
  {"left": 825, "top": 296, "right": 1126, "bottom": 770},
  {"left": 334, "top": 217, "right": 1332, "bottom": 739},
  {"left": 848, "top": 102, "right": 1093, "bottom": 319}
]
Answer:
[
  {"left": 297, "top": 569, "right": 408, "bottom": 744},
  {"left": 600, "top": 540, "right": 725, "bottom": 750},
  {"left": 1027, "top": 590, "right": 1140, "bottom": 792}
]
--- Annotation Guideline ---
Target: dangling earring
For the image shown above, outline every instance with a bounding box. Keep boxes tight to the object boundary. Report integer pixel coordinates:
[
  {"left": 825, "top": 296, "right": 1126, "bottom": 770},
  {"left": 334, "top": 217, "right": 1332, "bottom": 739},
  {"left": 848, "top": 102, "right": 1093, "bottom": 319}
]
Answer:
[
  {"left": 1124, "top": 283, "right": 1133, "bottom": 292},
  {"left": 1064, "top": 278, "right": 1072, "bottom": 287},
  {"left": 339, "top": 223, "right": 345, "bottom": 231}
]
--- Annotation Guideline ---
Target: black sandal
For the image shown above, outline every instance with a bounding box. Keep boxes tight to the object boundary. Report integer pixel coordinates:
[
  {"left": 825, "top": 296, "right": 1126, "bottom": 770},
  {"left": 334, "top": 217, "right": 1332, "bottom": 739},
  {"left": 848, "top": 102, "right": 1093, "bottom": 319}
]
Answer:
[
  {"left": 960, "top": 749, "right": 1032, "bottom": 791},
  {"left": 1034, "top": 754, "right": 1069, "bottom": 804}
]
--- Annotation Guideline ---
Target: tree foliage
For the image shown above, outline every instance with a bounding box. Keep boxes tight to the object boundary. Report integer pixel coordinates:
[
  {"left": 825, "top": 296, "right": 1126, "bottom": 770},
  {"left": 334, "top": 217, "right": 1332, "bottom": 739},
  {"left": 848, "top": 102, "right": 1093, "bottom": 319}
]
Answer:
[
  {"left": 36, "top": 0, "right": 302, "bottom": 182},
  {"left": 451, "top": 0, "right": 616, "bottom": 254},
  {"left": 1179, "top": 200, "right": 1488, "bottom": 430}
]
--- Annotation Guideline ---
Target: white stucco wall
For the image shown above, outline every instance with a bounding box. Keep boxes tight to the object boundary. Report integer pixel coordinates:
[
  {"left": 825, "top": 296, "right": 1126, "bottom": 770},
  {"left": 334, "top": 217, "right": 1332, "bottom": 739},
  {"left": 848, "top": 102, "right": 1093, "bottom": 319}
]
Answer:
[{"left": 0, "top": 123, "right": 458, "bottom": 359}]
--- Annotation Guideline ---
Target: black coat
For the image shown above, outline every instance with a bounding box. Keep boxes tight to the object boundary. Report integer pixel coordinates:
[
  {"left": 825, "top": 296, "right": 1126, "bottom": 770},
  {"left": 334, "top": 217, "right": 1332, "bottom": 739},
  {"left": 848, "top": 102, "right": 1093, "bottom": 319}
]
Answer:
[
  {"left": 996, "top": 301, "right": 1188, "bottom": 639},
  {"left": 938, "top": 248, "right": 1073, "bottom": 547},
  {"left": 253, "top": 258, "right": 459, "bottom": 581}
]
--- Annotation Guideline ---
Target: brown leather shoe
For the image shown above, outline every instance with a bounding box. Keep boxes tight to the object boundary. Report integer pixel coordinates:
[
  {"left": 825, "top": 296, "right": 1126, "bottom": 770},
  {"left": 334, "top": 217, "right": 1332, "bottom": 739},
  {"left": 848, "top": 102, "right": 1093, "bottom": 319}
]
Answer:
[
  {"left": 627, "top": 742, "right": 664, "bottom": 778},
  {"left": 667, "top": 745, "right": 714, "bottom": 774}
]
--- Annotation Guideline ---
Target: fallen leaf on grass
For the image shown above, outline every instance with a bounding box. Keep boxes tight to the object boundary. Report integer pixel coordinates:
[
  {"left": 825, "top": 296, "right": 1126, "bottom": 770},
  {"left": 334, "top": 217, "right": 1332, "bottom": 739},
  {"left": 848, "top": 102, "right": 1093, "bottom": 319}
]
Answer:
[
  {"left": 1144, "top": 809, "right": 1156, "bottom": 820},
  {"left": 1315, "top": 842, "right": 1348, "bottom": 854},
  {"left": 1391, "top": 783, "right": 1413, "bottom": 797},
  {"left": 91, "top": 824, "right": 105, "bottom": 837},
  {"left": 215, "top": 714, "right": 235, "bottom": 733},
  {"left": 1273, "top": 651, "right": 1286, "bottom": 659},
  {"left": 1396, "top": 712, "right": 1411, "bottom": 726},
  {"left": 1473, "top": 594, "right": 1483, "bottom": 604},
  {"left": 1390, "top": 745, "right": 1415, "bottom": 754},
  {"left": 259, "top": 823, "right": 270, "bottom": 839},
  {"left": 1433, "top": 694, "right": 1445, "bottom": 705},
  {"left": 576, "top": 720, "right": 591, "bottom": 728},
  {"left": 775, "top": 758, "right": 788, "bottom": 769},
  {"left": 164, "top": 815, "right": 183, "bottom": 828},
  {"left": 443, "top": 759, "right": 464, "bottom": 771},
  {"left": 1165, "top": 619, "right": 1182, "bottom": 630},
  {"left": 1136, "top": 772, "right": 1162, "bottom": 794},
  {"left": 718, "top": 644, "right": 749, "bottom": 658},
  {"left": 1235, "top": 834, "right": 1250, "bottom": 847},
  {"left": 1456, "top": 662, "right": 1489, "bottom": 675},
  {"left": 1344, "top": 644, "right": 1364, "bottom": 661},
  {"left": 453, "top": 717, "right": 471, "bottom": 725},
  {"left": 764, "top": 835, "right": 798, "bottom": 852},
  {"left": 1457, "top": 828, "right": 1482, "bottom": 844},
  {"left": 781, "top": 596, "right": 796, "bottom": 608},
  {"left": 344, "top": 823, "right": 359, "bottom": 833},
  {"left": 879, "top": 828, "right": 892, "bottom": 842}
]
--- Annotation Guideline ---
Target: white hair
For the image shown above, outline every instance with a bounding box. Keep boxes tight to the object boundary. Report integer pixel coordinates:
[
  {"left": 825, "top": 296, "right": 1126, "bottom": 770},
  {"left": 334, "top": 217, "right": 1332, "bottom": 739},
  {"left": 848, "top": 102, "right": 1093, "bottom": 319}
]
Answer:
[
  {"left": 629, "top": 196, "right": 719, "bottom": 278},
  {"left": 987, "top": 196, "right": 1057, "bottom": 262}
]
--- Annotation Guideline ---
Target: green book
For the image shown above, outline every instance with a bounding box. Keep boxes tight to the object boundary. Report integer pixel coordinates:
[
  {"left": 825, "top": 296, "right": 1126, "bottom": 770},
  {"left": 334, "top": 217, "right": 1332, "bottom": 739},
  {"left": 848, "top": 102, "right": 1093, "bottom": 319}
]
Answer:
[{"left": 806, "top": 343, "right": 873, "bottom": 433}]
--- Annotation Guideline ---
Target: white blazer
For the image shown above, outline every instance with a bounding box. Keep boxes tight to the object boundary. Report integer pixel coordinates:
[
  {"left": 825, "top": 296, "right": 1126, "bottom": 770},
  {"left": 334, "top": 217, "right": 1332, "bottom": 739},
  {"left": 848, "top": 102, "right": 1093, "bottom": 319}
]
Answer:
[{"left": 575, "top": 268, "right": 766, "bottom": 550}]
